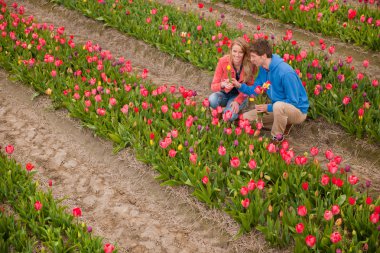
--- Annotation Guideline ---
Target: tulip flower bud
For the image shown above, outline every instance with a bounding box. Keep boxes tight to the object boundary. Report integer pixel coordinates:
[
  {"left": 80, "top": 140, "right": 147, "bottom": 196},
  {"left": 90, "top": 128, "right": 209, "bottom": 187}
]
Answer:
[
  {"left": 268, "top": 205, "right": 273, "bottom": 212},
  {"left": 335, "top": 218, "right": 342, "bottom": 226},
  {"left": 315, "top": 190, "right": 319, "bottom": 197}
]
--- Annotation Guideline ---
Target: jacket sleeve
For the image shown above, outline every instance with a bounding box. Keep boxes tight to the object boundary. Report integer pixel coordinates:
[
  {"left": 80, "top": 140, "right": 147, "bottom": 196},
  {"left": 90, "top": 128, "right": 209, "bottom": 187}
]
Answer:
[
  {"left": 211, "top": 58, "right": 225, "bottom": 92},
  {"left": 238, "top": 71, "right": 264, "bottom": 97}
]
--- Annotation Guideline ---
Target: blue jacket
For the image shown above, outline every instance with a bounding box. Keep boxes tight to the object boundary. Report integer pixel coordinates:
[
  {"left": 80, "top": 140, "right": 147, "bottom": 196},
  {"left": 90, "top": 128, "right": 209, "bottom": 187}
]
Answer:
[{"left": 239, "top": 54, "right": 309, "bottom": 114}]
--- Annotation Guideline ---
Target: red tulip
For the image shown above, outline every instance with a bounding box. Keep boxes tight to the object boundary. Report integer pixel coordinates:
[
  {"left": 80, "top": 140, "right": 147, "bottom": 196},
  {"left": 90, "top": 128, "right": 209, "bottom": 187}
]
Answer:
[
  {"left": 26, "top": 163, "right": 34, "bottom": 171},
  {"left": 34, "top": 201, "right": 42, "bottom": 211},
  {"left": 305, "top": 235, "right": 316, "bottom": 247},
  {"left": 202, "top": 176, "right": 209, "bottom": 185},
  {"left": 103, "top": 243, "right": 115, "bottom": 253},
  {"left": 347, "top": 9, "right": 357, "bottom": 19},
  {"left": 295, "top": 223, "right": 304, "bottom": 234},
  {"left": 301, "top": 182, "right": 309, "bottom": 191},
  {"left": 348, "top": 197, "right": 356, "bottom": 205},
  {"left": 72, "top": 207, "right": 82, "bottom": 217},
  {"left": 370, "top": 212, "right": 379, "bottom": 224}
]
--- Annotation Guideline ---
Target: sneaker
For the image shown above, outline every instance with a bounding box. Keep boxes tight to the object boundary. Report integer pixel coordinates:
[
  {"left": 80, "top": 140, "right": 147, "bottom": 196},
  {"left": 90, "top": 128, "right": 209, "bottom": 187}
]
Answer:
[
  {"left": 284, "top": 124, "right": 293, "bottom": 136},
  {"left": 272, "top": 134, "right": 284, "bottom": 144}
]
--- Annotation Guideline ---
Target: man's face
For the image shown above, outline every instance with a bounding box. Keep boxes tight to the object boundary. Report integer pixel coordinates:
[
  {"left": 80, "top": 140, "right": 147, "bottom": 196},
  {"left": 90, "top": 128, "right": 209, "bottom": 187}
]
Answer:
[{"left": 250, "top": 52, "right": 265, "bottom": 67}]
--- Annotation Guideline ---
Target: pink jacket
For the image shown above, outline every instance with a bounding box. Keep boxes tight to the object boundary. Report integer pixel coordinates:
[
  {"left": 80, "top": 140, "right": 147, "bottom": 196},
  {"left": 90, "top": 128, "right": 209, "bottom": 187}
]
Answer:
[{"left": 211, "top": 55, "right": 255, "bottom": 104}]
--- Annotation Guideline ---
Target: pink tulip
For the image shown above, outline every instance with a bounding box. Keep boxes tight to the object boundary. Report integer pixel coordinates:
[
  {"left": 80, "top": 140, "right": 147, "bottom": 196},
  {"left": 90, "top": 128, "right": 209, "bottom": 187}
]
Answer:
[
  {"left": 202, "top": 176, "right": 209, "bottom": 185},
  {"left": 168, "top": 149, "right": 177, "bottom": 158},
  {"left": 218, "top": 146, "right": 226, "bottom": 156},
  {"left": 230, "top": 157, "right": 240, "bottom": 168},
  {"left": 257, "top": 179, "right": 265, "bottom": 190},
  {"left": 310, "top": 146, "right": 319, "bottom": 156},
  {"left": 240, "top": 186, "right": 248, "bottom": 196},
  {"left": 297, "top": 205, "right": 307, "bottom": 216},
  {"left": 247, "top": 179, "right": 256, "bottom": 191},
  {"left": 241, "top": 198, "right": 250, "bottom": 208},
  {"left": 342, "top": 96, "right": 351, "bottom": 105},
  {"left": 295, "top": 223, "right": 304, "bottom": 234},
  {"left": 248, "top": 159, "right": 257, "bottom": 169},
  {"left": 332, "top": 205, "right": 340, "bottom": 215},
  {"left": 348, "top": 175, "right": 359, "bottom": 185},
  {"left": 330, "top": 232, "right": 342, "bottom": 244},
  {"left": 324, "top": 210, "right": 333, "bottom": 221},
  {"left": 5, "top": 145, "right": 14, "bottom": 154},
  {"left": 189, "top": 153, "right": 197, "bottom": 164},
  {"left": 321, "top": 174, "right": 330, "bottom": 186}
]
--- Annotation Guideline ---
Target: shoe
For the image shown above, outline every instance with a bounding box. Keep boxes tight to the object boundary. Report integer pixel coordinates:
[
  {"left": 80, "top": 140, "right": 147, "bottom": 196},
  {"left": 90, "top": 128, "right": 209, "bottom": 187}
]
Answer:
[
  {"left": 284, "top": 124, "right": 293, "bottom": 136},
  {"left": 272, "top": 134, "right": 284, "bottom": 144}
]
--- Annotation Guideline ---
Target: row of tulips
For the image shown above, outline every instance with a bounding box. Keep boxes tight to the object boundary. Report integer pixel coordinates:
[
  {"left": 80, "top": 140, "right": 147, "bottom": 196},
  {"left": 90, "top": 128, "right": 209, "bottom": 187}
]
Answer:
[
  {"left": 0, "top": 146, "right": 116, "bottom": 252},
  {"left": 214, "top": 0, "right": 380, "bottom": 50},
  {"left": 0, "top": 3, "right": 378, "bottom": 251},
  {"left": 48, "top": 0, "right": 380, "bottom": 142}
]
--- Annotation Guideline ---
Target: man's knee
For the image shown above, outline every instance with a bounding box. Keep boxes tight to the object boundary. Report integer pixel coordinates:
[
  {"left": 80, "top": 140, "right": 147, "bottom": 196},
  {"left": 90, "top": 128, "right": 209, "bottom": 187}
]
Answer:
[{"left": 273, "top": 102, "right": 286, "bottom": 115}]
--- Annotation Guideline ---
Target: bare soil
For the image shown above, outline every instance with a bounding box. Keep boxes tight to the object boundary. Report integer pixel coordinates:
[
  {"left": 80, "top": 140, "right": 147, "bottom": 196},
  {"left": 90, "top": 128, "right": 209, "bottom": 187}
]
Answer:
[{"left": 0, "top": 0, "right": 379, "bottom": 252}]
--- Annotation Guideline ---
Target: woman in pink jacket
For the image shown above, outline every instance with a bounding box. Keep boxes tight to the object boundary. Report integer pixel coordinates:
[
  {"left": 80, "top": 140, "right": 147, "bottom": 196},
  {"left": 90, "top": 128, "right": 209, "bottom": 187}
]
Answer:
[{"left": 208, "top": 37, "right": 256, "bottom": 121}]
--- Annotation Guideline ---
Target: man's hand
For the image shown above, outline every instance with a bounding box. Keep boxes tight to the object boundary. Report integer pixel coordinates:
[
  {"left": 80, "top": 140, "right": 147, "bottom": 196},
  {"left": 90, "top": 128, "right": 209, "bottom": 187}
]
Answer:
[
  {"left": 255, "top": 104, "right": 268, "bottom": 113},
  {"left": 230, "top": 101, "right": 240, "bottom": 114},
  {"left": 231, "top": 78, "right": 241, "bottom": 88}
]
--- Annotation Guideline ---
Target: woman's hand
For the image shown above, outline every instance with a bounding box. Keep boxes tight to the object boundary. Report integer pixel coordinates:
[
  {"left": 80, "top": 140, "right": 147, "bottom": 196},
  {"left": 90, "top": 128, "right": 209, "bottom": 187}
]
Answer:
[
  {"left": 222, "top": 79, "right": 234, "bottom": 90},
  {"left": 231, "top": 78, "right": 241, "bottom": 88}
]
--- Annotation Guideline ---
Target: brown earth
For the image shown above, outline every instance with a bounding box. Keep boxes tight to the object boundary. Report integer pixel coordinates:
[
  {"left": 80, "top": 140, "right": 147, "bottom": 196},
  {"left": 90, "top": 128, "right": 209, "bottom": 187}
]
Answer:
[{"left": 0, "top": 0, "right": 379, "bottom": 252}]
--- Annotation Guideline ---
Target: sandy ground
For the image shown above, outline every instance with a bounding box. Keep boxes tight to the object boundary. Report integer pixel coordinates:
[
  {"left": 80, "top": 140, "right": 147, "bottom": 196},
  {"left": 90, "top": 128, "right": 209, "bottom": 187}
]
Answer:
[{"left": 0, "top": 0, "right": 379, "bottom": 252}]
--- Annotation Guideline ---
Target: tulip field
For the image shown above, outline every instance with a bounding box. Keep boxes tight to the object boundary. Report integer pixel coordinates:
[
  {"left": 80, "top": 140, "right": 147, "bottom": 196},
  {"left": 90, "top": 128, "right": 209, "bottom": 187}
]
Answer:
[{"left": 0, "top": 0, "right": 379, "bottom": 252}]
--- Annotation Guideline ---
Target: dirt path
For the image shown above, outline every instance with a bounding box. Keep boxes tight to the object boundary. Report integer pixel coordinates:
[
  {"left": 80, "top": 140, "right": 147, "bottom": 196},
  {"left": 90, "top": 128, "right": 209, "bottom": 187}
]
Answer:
[{"left": 0, "top": 0, "right": 379, "bottom": 252}]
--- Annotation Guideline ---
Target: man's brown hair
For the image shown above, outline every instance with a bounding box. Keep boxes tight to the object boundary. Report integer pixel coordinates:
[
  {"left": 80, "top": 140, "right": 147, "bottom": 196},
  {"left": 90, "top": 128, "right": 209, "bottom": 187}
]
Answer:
[{"left": 249, "top": 39, "right": 273, "bottom": 58}]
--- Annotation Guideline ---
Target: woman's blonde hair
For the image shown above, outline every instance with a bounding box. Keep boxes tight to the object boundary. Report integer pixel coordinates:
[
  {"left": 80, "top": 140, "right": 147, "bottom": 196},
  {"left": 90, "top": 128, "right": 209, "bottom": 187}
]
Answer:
[{"left": 228, "top": 37, "right": 255, "bottom": 84}]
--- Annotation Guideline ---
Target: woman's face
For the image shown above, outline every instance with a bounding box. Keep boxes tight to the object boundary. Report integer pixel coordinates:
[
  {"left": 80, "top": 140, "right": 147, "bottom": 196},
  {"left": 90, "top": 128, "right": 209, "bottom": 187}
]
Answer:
[{"left": 231, "top": 44, "right": 244, "bottom": 66}]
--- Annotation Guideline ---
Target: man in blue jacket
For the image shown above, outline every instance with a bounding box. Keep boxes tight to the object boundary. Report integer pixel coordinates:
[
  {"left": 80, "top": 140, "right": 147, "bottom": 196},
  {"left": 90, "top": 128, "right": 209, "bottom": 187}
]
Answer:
[{"left": 232, "top": 39, "right": 309, "bottom": 142}]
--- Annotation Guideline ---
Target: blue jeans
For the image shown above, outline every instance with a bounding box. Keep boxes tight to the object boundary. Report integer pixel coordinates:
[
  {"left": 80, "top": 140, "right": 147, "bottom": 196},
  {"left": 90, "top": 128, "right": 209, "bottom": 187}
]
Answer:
[{"left": 208, "top": 90, "right": 248, "bottom": 121}]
